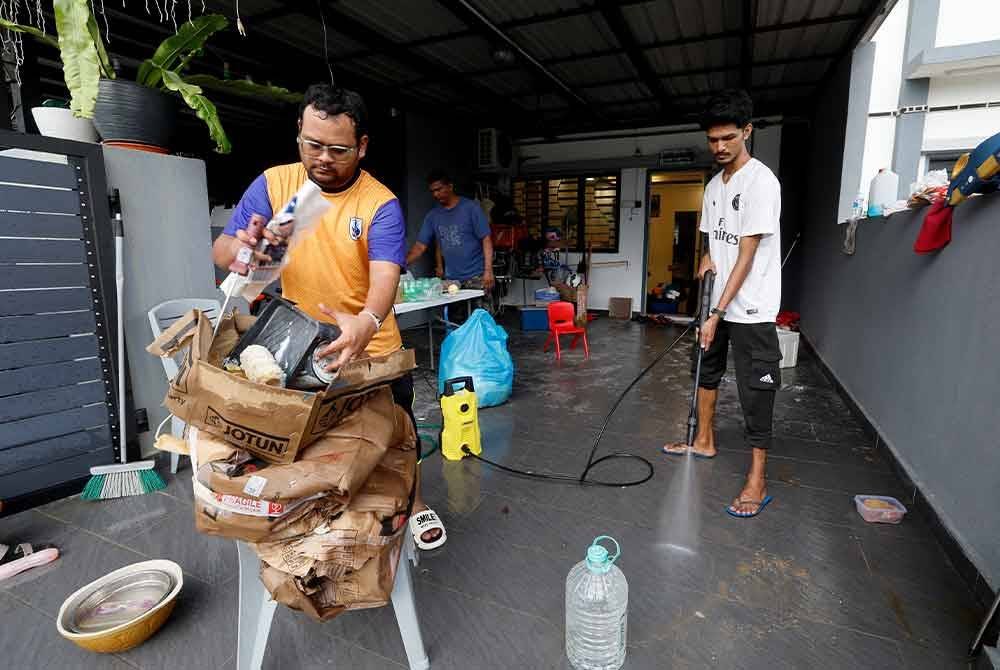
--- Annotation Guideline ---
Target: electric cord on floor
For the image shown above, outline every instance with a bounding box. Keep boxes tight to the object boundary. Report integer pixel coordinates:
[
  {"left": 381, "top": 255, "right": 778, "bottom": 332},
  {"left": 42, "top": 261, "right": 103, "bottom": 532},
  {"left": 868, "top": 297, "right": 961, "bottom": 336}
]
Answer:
[{"left": 458, "top": 324, "right": 694, "bottom": 488}]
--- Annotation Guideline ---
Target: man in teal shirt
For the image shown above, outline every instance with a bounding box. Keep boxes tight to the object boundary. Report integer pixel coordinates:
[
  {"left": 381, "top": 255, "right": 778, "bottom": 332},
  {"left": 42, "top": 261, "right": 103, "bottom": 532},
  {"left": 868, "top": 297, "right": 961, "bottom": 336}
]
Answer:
[{"left": 406, "top": 170, "right": 494, "bottom": 289}]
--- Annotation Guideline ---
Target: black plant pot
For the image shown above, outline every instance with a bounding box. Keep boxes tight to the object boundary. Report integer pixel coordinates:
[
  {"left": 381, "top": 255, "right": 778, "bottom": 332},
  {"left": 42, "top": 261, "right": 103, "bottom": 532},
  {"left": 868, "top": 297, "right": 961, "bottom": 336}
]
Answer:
[{"left": 93, "top": 79, "right": 176, "bottom": 150}]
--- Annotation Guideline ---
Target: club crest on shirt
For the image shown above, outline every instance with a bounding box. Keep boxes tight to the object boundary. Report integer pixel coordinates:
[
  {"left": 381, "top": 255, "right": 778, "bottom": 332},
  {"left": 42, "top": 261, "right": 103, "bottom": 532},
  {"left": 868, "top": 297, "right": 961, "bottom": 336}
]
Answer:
[
  {"left": 732, "top": 193, "right": 741, "bottom": 211},
  {"left": 349, "top": 217, "right": 363, "bottom": 240}
]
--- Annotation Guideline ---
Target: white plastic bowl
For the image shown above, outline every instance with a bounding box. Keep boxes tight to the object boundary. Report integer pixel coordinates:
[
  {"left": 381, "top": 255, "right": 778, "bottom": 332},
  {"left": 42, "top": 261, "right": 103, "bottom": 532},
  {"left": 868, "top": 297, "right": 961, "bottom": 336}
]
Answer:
[{"left": 31, "top": 107, "right": 99, "bottom": 143}]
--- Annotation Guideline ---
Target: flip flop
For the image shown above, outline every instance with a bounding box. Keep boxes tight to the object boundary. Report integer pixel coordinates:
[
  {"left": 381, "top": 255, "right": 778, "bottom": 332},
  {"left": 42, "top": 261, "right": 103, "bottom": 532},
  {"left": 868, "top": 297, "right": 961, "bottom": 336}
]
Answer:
[
  {"left": 661, "top": 444, "right": 716, "bottom": 459},
  {"left": 0, "top": 542, "right": 59, "bottom": 582},
  {"left": 409, "top": 508, "right": 447, "bottom": 551},
  {"left": 725, "top": 495, "right": 773, "bottom": 519}
]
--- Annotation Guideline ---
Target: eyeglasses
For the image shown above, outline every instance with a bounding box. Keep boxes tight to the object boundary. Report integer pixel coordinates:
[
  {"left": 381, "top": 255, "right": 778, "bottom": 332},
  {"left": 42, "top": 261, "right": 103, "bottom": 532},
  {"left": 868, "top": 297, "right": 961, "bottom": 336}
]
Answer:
[{"left": 297, "top": 135, "right": 357, "bottom": 161}]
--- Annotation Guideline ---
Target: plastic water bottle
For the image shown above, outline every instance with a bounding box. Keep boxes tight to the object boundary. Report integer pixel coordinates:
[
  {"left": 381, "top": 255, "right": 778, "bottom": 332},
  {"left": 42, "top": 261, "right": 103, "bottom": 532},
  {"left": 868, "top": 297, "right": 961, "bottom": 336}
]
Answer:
[
  {"left": 566, "top": 536, "right": 628, "bottom": 670},
  {"left": 851, "top": 192, "right": 865, "bottom": 220}
]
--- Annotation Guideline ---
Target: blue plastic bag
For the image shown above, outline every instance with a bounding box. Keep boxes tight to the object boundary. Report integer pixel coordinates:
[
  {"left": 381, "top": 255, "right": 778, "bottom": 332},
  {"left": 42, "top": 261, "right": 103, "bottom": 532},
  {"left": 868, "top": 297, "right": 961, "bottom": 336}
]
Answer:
[{"left": 438, "top": 309, "right": 513, "bottom": 407}]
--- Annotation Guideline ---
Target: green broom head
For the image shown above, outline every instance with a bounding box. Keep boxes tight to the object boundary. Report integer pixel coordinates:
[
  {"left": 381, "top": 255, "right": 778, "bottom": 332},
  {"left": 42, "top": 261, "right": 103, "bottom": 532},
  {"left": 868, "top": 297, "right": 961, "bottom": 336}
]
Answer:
[{"left": 81, "top": 462, "right": 166, "bottom": 500}]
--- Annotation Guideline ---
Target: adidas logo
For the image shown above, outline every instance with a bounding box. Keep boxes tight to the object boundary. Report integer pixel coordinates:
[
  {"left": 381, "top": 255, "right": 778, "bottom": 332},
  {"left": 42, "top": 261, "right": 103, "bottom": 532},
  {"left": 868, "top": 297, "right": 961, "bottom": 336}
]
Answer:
[{"left": 759, "top": 374, "right": 775, "bottom": 384}]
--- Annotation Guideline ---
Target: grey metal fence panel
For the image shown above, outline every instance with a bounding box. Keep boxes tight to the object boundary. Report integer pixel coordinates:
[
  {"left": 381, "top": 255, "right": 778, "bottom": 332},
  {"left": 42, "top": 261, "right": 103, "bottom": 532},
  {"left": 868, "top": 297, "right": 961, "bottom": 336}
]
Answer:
[
  {"left": 0, "top": 334, "right": 99, "bottom": 370},
  {"left": 0, "top": 288, "right": 92, "bottom": 316},
  {"left": 0, "top": 448, "right": 116, "bottom": 499},
  {"left": 5, "top": 238, "right": 88, "bottom": 263},
  {"left": 0, "top": 131, "right": 120, "bottom": 505},
  {"left": 0, "top": 183, "right": 81, "bottom": 214},
  {"left": 0, "top": 382, "right": 106, "bottom": 423},
  {"left": 0, "top": 155, "right": 77, "bottom": 188},
  {"left": 0, "top": 404, "right": 110, "bottom": 450},
  {"left": 0, "top": 264, "right": 90, "bottom": 290},
  {"left": 0, "top": 312, "right": 96, "bottom": 343},
  {"left": 0, "top": 358, "right": 104, "bottom": 398},
  {"left": 0, "top": 211, "right": 84, "bottom": 238}
]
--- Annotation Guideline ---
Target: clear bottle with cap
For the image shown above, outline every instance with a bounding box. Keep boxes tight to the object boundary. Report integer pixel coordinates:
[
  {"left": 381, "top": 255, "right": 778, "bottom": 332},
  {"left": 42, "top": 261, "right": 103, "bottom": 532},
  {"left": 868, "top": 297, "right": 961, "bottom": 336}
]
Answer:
[{"left": 565, "top": 536, "right": 628, "bottom": 670}]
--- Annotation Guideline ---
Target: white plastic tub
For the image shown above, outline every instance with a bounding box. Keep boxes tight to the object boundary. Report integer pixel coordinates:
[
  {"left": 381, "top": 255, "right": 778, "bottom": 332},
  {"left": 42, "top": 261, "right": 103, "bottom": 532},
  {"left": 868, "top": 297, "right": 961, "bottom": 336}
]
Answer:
[{"left": 777, "top": 328, "right": 800, "bottom": 368}]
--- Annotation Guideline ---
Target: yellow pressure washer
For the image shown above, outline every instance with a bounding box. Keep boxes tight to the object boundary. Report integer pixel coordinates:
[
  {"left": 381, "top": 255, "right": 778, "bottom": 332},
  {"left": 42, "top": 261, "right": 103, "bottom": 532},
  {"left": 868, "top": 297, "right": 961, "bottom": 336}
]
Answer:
[{"left": 440, "top": 376, "right": 482, "bottom": 461}]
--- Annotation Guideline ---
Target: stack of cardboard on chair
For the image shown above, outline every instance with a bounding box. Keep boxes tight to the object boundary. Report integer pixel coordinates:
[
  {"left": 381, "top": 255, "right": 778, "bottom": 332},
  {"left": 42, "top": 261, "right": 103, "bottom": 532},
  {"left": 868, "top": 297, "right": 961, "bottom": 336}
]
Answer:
[{"left": 148, "top": 309, "right": 417, "bottom": 621}]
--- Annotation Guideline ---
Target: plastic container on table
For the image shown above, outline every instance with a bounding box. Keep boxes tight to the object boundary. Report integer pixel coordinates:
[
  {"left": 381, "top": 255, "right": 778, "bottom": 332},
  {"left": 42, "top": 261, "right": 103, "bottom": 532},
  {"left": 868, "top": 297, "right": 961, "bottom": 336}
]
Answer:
[{"left": 854, "top": 495, "right": 907, "bottom": 524}]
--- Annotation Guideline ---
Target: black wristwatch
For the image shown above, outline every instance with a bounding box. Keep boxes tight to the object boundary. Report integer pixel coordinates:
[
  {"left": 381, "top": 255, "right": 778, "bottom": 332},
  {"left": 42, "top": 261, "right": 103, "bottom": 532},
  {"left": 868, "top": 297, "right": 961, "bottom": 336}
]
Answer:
[{"left": 710, "top": 307, "right": 726, "bottom": 320}]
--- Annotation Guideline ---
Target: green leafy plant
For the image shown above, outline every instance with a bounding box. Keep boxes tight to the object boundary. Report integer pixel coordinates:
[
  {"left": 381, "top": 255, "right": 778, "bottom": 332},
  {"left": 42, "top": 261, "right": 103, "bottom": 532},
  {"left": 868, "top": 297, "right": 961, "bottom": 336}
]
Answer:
[{"left": 2, "top": 4, "right": 301, "bottom": 153}]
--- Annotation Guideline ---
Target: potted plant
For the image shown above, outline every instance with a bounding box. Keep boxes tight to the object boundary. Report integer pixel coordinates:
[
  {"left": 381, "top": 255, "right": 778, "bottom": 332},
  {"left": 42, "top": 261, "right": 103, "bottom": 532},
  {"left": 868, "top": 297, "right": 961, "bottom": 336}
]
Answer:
[{"left": 1, "top": 0, "right": 300, "bottom": 153}]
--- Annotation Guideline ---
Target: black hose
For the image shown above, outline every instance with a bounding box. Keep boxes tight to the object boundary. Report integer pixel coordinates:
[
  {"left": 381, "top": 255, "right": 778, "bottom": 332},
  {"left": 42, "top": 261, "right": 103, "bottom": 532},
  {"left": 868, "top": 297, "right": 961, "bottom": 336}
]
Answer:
[{"left": 460, "top": 323, "right": 694, "bottom": 487}]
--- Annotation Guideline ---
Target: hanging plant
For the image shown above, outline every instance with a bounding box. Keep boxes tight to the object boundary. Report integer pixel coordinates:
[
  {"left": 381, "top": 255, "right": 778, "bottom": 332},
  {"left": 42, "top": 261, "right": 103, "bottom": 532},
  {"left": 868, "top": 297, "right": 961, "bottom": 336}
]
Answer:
[{"left": 2, "top": 6, "right": 301, "bottom": 153}]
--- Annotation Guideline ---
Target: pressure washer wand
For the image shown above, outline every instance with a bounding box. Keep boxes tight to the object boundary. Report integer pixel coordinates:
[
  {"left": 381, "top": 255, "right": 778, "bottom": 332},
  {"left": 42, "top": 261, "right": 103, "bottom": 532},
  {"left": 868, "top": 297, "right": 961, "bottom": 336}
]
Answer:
[{"left": 686, "top": 270, "right": 716, "bottom": 447}]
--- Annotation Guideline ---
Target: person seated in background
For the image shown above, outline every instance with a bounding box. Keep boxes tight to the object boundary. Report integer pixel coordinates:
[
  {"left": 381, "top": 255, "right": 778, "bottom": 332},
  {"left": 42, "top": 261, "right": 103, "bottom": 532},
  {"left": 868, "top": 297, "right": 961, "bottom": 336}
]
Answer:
[{"left": 406, "top": 170, "right": 495, "bottom": 291}]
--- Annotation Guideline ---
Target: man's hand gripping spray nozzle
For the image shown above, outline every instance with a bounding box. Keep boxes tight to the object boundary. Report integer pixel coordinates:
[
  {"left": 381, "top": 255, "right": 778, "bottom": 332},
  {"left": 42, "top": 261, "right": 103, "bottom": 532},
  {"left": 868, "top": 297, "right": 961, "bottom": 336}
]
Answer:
[{"left": 686, "top": 270, "right": 716, "bottom": 448}]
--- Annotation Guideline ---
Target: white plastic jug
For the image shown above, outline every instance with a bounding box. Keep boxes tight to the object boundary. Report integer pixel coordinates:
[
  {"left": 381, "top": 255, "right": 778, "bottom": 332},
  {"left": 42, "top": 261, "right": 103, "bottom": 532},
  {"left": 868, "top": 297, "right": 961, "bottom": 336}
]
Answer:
[
  {"left": 868, "top": 168, "right": 899, "bottom": 217},
  {"left": 566, "top": 536, "right": 628, "bottom": 670}
]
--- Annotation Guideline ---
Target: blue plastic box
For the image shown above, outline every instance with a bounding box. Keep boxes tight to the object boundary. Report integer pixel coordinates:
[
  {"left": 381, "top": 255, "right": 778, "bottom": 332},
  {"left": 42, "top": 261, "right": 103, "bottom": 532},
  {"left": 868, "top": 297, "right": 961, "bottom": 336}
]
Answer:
[{"left": 520, "top": 306, "right": 549, "bottom": 331}]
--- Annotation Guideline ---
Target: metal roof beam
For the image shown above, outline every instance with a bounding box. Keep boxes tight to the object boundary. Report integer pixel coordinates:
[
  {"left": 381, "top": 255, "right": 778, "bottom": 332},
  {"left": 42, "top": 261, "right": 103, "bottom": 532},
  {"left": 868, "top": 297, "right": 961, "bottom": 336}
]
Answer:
[
  {"left": 520, "top": 81, "right": 819, "bottom": 111},
  {"left": 316, "top": 1, "right": 532, "bottom": 127},
  {"left": 456, "top": 53, "right": 839, "bottom": 98},
  {"left": 596, "top": 0, "right": 672, "bottom": 114},
  {"left": 435, "top": 0, "right": 594, "bottom": 114},
  {"left": 398, "top": 11, "right": 868, "bottom": 85}
]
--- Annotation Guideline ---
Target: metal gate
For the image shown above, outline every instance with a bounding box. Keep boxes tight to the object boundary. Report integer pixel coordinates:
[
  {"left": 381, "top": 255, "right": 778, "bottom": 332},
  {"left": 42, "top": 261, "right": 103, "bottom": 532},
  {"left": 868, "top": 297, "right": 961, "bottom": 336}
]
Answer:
[{"left": 0, "top": 130, "right": 122, "bottom": 507}]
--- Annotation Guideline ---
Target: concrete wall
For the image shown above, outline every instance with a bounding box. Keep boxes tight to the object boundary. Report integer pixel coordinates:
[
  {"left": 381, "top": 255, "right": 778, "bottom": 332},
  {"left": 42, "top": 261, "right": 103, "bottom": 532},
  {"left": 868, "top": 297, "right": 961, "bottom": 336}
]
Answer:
[
  {"left": 936, "top": 0, "right": 1000, "bottom": 47},
  {"left": 798, "top": 45, "right": 1000, "bottom": 588},
  {"left": 799, "top": 198, "right": 1000, "bottom": 589}
]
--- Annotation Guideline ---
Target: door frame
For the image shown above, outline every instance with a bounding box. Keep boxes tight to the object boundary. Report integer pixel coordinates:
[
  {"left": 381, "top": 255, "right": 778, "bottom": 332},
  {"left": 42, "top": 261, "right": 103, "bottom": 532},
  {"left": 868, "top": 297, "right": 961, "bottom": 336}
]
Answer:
[{"left": 641, "top": 170, "right": 708, "bottom": 308}]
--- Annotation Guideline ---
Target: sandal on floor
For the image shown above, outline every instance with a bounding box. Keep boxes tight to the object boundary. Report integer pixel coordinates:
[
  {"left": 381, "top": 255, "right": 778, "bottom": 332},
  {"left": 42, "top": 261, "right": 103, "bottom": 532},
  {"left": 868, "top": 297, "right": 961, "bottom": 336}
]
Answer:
[
  {"left": 409, "top": 509, "right": 447, "bottom": 550},
  {"left": 0, "top": 542, "right": 59, "bottom": 582},
  {"left": 725, "top": 495, "right": 773, "bottom": 519}
]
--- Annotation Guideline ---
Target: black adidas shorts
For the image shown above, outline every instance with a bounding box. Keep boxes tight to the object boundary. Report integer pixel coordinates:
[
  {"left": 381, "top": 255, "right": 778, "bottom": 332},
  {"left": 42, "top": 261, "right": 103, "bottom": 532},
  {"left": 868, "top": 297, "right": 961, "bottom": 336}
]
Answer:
[{"left": 692, "top": 321, "right": 781, "bottom": 450}]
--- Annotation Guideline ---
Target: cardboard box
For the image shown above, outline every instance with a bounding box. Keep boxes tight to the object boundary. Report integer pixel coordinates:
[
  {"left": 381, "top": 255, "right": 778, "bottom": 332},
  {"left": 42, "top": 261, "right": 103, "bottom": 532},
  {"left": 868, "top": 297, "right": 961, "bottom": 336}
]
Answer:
[
  {"left": 608, "top": 297, "right": 633, "bottom": 319},
  {"left": 148, "top": 309, "right": 415, "bottom": 464},
  {"left": 259, "top": 534, "right": 403, "bottom": 622},
  {"left": 195, "top": 386, "right": 397, "bottom": 503}
]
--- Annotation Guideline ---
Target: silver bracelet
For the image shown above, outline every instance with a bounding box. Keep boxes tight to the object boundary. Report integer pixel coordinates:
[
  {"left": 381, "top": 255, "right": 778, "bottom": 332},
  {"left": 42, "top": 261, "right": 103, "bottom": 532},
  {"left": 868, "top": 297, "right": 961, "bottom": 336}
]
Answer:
[{"left": 361, "top": 310, "right": 383, "bottom": 330}]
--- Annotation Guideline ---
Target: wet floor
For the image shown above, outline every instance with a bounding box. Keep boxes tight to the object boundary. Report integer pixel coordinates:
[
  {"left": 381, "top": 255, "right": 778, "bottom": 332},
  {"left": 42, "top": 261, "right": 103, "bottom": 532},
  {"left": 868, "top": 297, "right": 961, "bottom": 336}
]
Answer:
[{"left": 0, "top": 314, "right": 984, "bottom": 669}]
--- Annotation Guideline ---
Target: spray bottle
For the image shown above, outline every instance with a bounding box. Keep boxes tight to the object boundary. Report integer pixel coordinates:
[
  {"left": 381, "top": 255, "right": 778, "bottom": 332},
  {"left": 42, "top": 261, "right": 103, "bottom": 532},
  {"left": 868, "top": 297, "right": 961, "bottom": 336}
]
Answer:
[{"left": 217, "top": 180, "right": 330, "bottom": 325}]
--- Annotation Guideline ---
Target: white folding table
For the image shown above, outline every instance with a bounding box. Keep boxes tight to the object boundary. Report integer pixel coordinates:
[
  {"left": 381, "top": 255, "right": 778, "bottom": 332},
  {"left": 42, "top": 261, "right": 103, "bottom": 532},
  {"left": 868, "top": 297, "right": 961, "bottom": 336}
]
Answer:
[{"left": 393, "top": 289, "right": 483, "bottom": 369}]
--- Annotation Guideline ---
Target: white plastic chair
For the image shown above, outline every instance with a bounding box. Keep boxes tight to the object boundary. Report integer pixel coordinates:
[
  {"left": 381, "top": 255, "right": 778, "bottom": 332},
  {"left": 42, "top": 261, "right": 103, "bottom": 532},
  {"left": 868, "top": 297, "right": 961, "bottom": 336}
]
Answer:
[
  {"left": 236, "top": 534, "right": 430, "bottom": 670},
  {"left": 147, "top": 298, "right": 221, "bottom": 474}
]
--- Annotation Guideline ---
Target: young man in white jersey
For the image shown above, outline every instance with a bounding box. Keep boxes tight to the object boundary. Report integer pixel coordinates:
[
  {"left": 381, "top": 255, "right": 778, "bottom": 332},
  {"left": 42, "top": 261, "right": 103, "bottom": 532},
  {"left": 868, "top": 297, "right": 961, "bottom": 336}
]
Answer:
[{"left": 663, "top": 89, "right": 783, "bottom": 518}]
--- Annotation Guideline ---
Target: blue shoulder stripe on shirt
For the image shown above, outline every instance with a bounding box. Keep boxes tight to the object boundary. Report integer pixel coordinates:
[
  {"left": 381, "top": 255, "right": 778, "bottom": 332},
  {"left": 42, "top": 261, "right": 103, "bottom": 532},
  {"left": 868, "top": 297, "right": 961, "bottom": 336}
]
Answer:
[
  {"left": 223, "top": 174, "right": 272, "bottom": 236},
  {"left": 368, "top": 198, "right": 407, "bottom": 267}
]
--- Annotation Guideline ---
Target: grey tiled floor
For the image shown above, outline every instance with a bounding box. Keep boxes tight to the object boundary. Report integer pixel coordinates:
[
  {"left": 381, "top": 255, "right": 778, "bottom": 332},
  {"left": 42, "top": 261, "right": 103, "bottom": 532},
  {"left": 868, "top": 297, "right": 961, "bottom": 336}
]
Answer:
[{"left": 0, "top": 316, "right": 984, "bottom": 669}]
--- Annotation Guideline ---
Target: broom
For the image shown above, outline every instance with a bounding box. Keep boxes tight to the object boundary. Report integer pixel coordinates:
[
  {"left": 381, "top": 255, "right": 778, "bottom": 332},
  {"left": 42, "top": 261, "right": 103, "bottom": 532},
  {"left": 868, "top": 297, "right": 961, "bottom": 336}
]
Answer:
[{"left": 82, "top": 191, "right": 164, "bottom": 501}]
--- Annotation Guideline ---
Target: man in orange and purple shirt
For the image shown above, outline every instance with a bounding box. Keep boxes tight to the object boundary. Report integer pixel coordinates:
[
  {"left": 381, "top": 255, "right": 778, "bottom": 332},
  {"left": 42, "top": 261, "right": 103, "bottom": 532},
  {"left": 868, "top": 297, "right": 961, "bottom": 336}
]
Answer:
[{"left": 212, "top": 84, "right": 446, "bottom": 550}]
